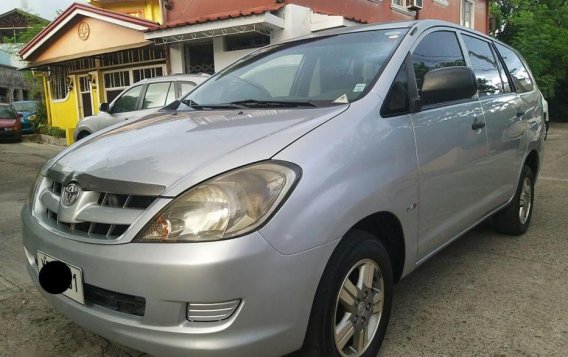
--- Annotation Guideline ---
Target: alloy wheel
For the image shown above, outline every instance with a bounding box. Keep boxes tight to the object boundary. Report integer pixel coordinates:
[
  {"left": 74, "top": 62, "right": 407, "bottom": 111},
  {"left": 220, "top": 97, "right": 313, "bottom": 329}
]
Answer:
[{"left": 333, "top": 259, "right": 384, "bottom": 357}]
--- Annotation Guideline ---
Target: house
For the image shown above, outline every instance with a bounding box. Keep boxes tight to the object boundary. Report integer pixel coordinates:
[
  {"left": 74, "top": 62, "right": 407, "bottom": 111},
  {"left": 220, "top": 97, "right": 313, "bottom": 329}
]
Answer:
[
  {"left": 145, "top": 0, "right": 488, "bottom": 75},
  {"left": 0, "top": 9, "right": 48, "bottom": 103},
  {"left": 0, "top": 47, "right": 36, "bottom": 103},
  {"left": 18, "top": 1, "right": 163, "bottom": 144},
  {"left": 0, "top": 8, "right": 49, "bottom": 43}
]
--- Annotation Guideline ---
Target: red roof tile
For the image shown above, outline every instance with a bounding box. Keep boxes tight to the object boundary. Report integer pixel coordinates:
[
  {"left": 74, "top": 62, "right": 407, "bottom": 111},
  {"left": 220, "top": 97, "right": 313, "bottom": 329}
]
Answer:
[{"left": 154, "top": 0, "right": 285, "bottom": 30}]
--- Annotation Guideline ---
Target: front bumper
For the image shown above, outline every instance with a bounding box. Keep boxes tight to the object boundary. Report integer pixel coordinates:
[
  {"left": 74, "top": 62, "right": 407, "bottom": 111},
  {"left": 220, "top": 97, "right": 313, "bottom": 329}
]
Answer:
[
  {"left": 22, "top": 205, "right": 335, "bottom": 357},
  {"left": 0, "top": 127, "right": 21, "bottom": 138}
]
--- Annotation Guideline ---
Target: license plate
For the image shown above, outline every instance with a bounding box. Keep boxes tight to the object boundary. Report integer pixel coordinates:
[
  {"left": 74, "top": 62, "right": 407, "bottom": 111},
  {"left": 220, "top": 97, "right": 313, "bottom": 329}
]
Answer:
[
  {"left": 37, "top": 251, "right": 85, "bottom": 304},
  {"left": 4, "top": 128, "right": 13, "bottom": 132}
]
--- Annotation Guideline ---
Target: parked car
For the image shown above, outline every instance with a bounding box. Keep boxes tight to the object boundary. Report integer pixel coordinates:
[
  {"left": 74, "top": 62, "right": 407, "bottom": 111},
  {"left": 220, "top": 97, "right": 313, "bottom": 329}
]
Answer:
[
  {"left": 13, "top": 100, "right": 40, "bottom": 134},
  {"left": 0, "top": 103, "right": 22, "bottom": 141},
  {"left": 23, "top": 20, "right": 545, "bottom": 357},
  {"left": 73, "top": 73, "right": 210, "bottom": 141}
]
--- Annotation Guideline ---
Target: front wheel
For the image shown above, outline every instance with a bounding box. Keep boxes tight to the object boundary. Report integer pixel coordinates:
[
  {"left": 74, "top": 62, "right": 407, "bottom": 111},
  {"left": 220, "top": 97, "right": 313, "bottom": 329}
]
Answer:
[
  {"left": 493, "top": 165, "right": 535, "bottom": 235},
  {"left": 300, "top": 230, "right": 393, "bottom": 357}
]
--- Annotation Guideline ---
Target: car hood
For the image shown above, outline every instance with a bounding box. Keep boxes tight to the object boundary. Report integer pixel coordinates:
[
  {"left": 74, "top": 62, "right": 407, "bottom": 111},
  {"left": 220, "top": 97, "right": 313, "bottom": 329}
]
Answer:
[
  {"left": 17, "top": 111, "right": 33, "bottom": 118},
  {"left": 48, "top": 106, "right": 348, "bottom": 196}
]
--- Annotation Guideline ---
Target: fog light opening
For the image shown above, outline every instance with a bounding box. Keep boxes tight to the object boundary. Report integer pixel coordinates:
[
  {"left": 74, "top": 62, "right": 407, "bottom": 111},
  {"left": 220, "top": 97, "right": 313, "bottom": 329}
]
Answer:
[{"left": 187, "top": 299, "right": 241, "bottom": 322}]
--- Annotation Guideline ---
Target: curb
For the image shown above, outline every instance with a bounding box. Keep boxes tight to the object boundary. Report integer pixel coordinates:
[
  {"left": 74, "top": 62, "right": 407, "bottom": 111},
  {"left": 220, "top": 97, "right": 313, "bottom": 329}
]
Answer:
[{"left": 22, "top": 134, "right": 67, "bottom": 147}]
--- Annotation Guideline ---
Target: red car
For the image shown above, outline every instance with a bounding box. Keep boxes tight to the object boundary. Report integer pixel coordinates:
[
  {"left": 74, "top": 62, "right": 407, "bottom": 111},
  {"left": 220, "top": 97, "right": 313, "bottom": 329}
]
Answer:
[{"left": 0, "top": 103, "right": 22, "bottom": 142}]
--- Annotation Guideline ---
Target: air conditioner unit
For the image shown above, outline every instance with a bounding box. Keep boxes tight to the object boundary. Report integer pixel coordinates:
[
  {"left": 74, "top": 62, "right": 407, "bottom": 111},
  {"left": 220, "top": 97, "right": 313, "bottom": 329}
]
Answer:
[{"left": 407, "top": 0, "right": 423, "bottom": 10}]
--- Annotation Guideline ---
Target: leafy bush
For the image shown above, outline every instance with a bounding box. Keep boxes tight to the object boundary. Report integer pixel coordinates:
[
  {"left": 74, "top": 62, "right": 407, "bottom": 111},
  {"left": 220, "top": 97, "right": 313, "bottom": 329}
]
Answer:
[{"left": 45, "top": 126, "right": 66, "bottom": 138}]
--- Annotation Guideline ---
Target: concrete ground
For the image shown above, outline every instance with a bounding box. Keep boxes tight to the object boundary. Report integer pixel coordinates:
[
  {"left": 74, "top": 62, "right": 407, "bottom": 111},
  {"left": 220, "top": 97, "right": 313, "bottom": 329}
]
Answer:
[{"left": 1, "top": 125, "right": 567, "bottom": 356}]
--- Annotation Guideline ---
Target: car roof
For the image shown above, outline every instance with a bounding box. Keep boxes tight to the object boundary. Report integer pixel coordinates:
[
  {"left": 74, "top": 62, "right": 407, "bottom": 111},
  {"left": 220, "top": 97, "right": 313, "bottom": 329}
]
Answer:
[
  {"left": 0, "top": 103, "right": 12, "bottom": 107},
  {"left": 281, "top": 19, "right": 495, "bottom": 45},
  {"left": 136, "top": 73, "right": 211, "bottom": 84}
]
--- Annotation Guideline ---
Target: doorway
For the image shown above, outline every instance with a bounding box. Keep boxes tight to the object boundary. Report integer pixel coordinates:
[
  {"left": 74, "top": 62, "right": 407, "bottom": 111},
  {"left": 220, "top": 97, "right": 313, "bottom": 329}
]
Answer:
[{"left": 78, "top": 75, "right": 93, "bottom": 118}]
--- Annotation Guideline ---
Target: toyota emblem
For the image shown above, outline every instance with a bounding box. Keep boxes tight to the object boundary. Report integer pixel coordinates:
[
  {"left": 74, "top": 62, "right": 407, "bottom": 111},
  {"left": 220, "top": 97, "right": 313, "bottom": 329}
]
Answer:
[{"left": 61, "top": 183, "right": 81, "bottom": 206}]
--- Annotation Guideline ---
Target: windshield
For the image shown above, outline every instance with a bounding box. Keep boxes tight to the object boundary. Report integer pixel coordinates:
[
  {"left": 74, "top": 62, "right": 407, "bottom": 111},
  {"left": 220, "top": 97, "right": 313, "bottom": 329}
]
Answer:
[
  {"left": 184, "top": 29, "right": 408, "bottom": 108},
  {"left": 0, "top": 106, "right": 16, "bottom": 119},
  {"left": 12, "top": 101, "right": 38, "bottom": 112}
]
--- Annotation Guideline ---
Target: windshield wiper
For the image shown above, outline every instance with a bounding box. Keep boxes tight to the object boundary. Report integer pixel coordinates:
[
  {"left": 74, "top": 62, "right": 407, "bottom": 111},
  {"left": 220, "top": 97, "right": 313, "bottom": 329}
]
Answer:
[
  {"left": 180, "top": 99, "right": 245, "bottom": 110},
  {"left": 228, "top": 99, "right": 319, "bottom": 108}
]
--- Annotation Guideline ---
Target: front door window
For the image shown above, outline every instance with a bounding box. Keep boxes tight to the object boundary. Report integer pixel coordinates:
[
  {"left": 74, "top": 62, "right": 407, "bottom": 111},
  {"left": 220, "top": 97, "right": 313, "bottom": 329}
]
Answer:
[{"left": 112, "top": 85, "right": 143, "bottom": 113}]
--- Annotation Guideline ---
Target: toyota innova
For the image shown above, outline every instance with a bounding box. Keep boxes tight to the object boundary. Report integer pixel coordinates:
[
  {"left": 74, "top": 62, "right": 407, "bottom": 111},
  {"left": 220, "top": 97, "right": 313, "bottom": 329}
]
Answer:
[{"left": 22, "top": 20, "right": 545, "bottom": 357}]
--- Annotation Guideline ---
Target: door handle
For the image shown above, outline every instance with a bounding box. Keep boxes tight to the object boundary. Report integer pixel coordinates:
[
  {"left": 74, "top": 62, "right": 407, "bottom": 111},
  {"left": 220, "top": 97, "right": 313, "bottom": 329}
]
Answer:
[{"left": 472, "top": 118, "right": 486, "bottom": 131}]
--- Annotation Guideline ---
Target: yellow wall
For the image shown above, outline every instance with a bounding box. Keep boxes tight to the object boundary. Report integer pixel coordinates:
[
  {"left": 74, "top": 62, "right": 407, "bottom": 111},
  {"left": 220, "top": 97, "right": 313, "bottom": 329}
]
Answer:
[
  {"left": 46, "top": 76, "right": 80, "bottom": 145},
  {"left": 88, "top": 0, "right": 163, "bottom": 23}
]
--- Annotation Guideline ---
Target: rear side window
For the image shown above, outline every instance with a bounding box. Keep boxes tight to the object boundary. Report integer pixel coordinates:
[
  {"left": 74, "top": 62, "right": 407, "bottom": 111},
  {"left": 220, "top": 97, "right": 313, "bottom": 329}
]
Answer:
[
  {"left": 495, "top": 44, "right": 534, "bottom": 93},
  {"left": 412, "top": 31, "right": 466, "bottom": 93},
  {"left": 462, "top": 35, "right": 506, "bottom": 97}
]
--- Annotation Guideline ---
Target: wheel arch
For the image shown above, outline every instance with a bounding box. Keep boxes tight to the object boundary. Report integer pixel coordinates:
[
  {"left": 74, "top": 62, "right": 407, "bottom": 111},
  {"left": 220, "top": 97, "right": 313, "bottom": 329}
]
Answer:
[
  {"left": 75, "top": 130, "right": 91, "bottom": 141},
  {"left": 349, "top": 211, "right": 406, "bottom": 284},
  {"left": 524, "top": 150, "right": 539, "bottom": 179}
]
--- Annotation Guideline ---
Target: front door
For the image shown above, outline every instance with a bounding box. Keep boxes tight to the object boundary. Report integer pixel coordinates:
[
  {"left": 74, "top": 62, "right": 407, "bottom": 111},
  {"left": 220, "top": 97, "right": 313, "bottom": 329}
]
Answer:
[
  {"left": 78, "top": 75, "right": 93, "bottom": 118},
  {"left": 409, "top": 29, "right": 490, "bottom": 258}
]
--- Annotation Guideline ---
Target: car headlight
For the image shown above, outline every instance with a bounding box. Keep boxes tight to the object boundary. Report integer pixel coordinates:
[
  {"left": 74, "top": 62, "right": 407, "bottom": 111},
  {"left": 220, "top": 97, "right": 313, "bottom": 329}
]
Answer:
[
  {"left": 135, "top": 161, "right": 301, "bottom": 242},
  {"left": 28, "top": 114, "right": 37, "bottom": 121}
]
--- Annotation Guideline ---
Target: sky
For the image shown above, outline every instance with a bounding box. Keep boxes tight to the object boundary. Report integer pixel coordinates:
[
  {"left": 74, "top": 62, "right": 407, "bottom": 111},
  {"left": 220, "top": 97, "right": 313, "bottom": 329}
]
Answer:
[{"left": 0, "top": 0, "right": 88, "bottom": 20}]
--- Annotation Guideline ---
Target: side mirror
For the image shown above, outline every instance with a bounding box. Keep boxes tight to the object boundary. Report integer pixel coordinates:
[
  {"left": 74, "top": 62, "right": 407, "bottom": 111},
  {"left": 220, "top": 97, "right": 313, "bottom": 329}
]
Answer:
[
  {"left": 99, "top": 102, "right": 110, "bottom": 112},
  {"left": 16, "top": 113, "right": 23, "bottom": 119},
  {"left": 420, "top": 66, "right": 477, "bottom": 107}
]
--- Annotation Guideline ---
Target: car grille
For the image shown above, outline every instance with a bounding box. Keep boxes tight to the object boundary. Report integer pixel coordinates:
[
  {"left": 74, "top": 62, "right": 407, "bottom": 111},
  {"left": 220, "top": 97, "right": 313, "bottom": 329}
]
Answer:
[{"left": 38, "top": 178, "right": 156, "bottom": 240}]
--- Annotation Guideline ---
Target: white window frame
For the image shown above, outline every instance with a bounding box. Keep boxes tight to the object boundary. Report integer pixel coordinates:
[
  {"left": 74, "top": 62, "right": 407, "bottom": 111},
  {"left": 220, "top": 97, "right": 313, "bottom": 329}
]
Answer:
[
  {"left": 391, "top": 0, "right": 415, "bottom": 16},
  {"left": 102, "top": 64, "right": 167, "bottom": 103},
  {"left": 461, "top": 0, "right": 475, "bottom": 29}
]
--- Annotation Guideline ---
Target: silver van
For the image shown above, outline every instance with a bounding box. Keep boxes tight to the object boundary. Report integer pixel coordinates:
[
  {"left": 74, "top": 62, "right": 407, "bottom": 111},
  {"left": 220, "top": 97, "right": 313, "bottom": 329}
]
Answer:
[
  {"left": 23, "top": 20, "right": 545, "bottom": 357},
  {"left": 73, "top": 73, "right": 210, "bottom": 141}
]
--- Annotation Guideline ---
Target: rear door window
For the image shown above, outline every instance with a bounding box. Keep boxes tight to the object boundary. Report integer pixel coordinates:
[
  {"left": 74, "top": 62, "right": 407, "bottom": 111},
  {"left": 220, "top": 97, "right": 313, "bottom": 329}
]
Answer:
[
  {"left": 495, "top": 44, "right": 534, "bottom": 93},
  {"left": 462, "top": 35, "right": 506, "bottom": 97},
  {"left": 412, "top": 31, "right": 466, "bottom": 94},
  {"left": 142, "top": 82, "right": 173, "bottom": 109}
]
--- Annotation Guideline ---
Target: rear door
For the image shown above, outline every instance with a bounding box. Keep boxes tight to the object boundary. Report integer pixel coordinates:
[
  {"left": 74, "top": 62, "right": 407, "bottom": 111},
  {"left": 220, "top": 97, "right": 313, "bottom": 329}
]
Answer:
[
  {"left": 409, "top": 29, "right": 489, "bottom": 258},
  {"left": 460, "top": 33, "right": 526, "bottom": 206},
  {"left": 493, "top": 43, "right": 541, "bottom": 180}
]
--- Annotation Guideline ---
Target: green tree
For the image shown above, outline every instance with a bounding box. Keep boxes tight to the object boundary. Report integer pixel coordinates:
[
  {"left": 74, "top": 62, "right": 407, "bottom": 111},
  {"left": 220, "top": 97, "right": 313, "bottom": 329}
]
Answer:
[{"left": 490, "top": 0, "right": 568, "bottom": 120}]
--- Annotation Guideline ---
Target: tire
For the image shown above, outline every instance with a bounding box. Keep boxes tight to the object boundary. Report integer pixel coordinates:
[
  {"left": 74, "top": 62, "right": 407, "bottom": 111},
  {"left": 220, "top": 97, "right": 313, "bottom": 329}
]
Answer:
[
  {"left": 299, "top": 230, "right": 393, "bottom": 357},
  {"left": 493, "top": 165, "right": 535, "bottom": 235}
]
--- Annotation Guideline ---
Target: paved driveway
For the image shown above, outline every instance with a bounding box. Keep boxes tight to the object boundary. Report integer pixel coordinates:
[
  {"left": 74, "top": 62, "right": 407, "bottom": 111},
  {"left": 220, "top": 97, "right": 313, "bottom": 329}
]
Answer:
[{"left": 1, "top": 125, "right": 567, "bottom": 356}]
